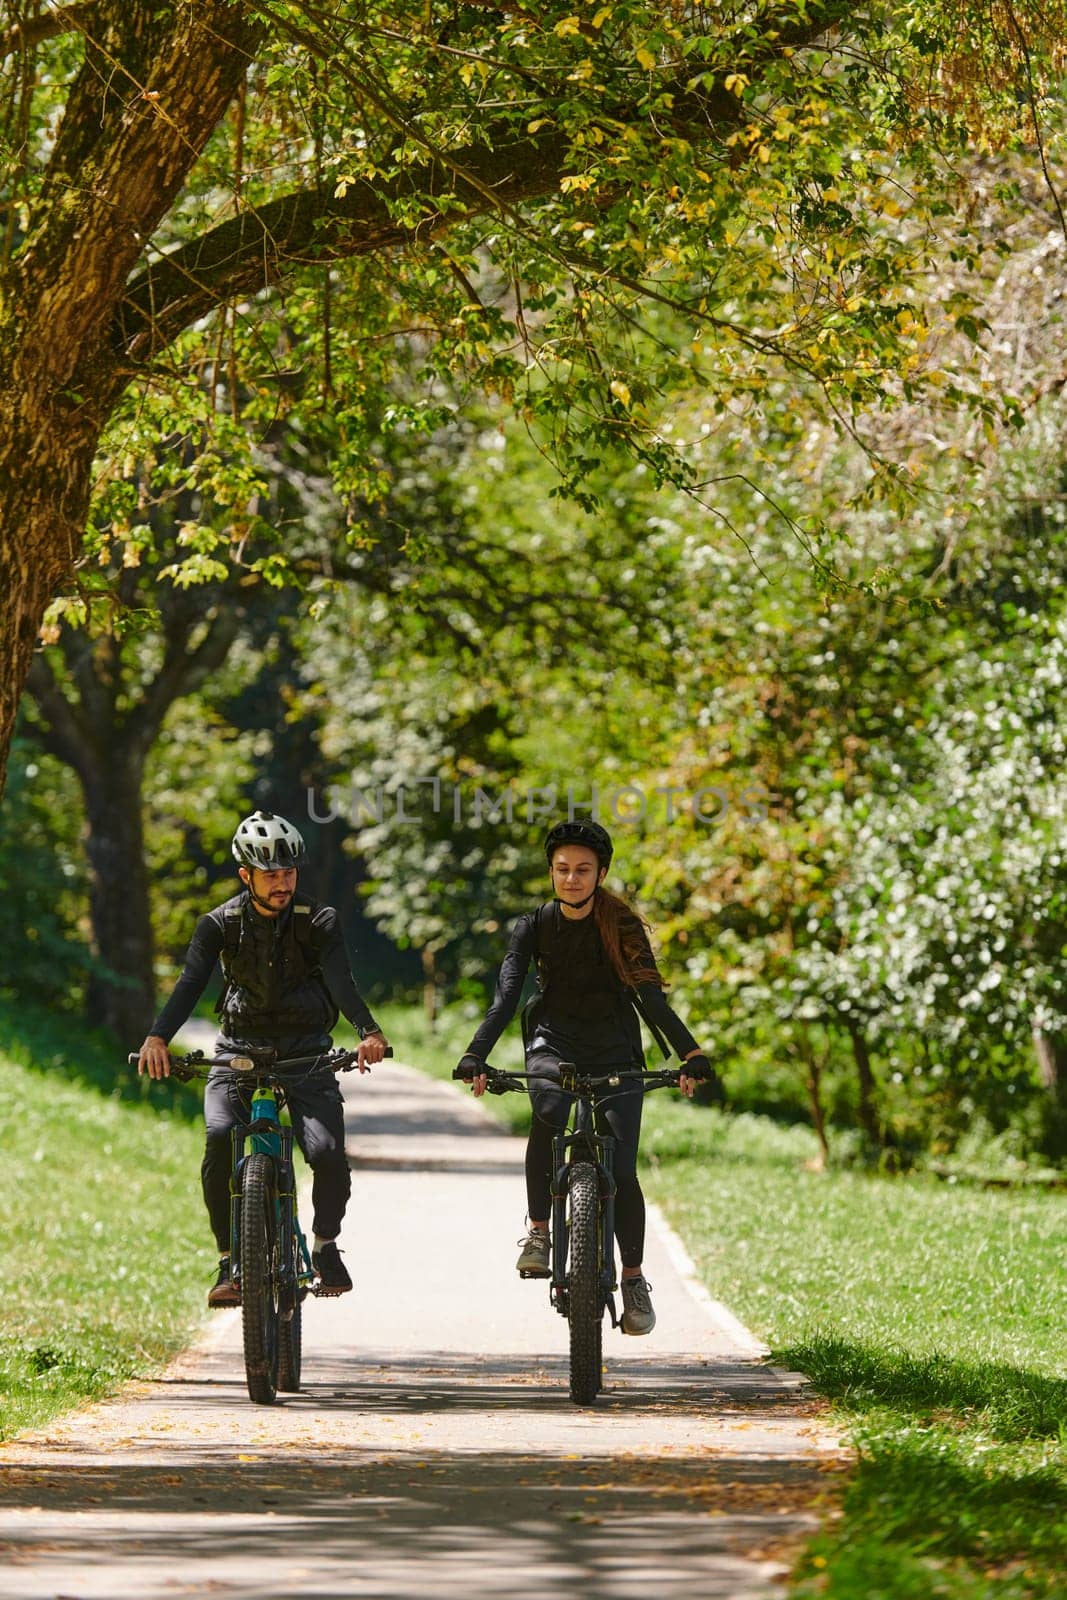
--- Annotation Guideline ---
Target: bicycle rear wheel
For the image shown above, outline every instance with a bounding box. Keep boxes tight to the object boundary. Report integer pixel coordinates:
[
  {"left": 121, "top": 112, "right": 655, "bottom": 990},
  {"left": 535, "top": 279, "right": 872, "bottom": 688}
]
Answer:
[
  {"left": 278, "top": 1232, "right": 303, "bottom": 1393},
  {"left": 277, "top": 1297, "right": 302, "bottom": 1392},
  {"left": 595, "top": 1314, "right": 603, "bottom": 1395},
  {"left": 567, "top": 1161, "right": 602, "bottom": 1406},
  {"left": 241, "top": 1152, "right": 280, "bottom": 1404}
]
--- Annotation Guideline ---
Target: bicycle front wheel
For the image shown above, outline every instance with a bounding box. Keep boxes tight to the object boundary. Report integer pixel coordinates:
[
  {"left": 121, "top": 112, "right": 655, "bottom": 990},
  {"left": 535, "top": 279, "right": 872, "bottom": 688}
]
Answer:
[
  {"left": 567, "top": 1161, "right": 602, "bottom": 1406},
  {"left": 240, "top": 1152, "right": 280, "bottom": 1405}
]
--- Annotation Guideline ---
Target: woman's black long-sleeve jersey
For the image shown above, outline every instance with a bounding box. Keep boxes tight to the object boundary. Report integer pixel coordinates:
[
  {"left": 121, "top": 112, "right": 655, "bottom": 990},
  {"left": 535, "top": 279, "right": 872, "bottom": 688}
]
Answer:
[{"left": 464, "top": 901, "right": 699, "bottom": 1066}]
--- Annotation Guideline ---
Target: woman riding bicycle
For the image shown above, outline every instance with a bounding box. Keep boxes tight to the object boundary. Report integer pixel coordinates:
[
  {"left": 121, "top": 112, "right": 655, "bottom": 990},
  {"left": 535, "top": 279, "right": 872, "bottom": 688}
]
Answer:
[{"left": 457, "top": 817, "right": 719, "bottom": 1336}]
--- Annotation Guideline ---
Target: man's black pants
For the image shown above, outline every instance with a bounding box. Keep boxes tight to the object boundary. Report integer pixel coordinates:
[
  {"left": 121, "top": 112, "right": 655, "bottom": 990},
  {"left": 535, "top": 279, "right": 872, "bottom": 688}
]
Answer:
[{"left": 201, "top": 1043, "right": 350, "bottom": 1253}]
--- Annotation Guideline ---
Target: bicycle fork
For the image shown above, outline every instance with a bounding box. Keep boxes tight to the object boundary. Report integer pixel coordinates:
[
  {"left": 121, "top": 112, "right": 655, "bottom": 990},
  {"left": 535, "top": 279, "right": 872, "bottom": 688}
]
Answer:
[{"left": 548, "top": 1129, "right": 621, "bottom": 1328}]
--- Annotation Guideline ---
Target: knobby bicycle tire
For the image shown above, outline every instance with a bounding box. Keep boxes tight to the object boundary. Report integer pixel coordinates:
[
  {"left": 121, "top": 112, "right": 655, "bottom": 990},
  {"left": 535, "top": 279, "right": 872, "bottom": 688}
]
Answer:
[
  {"left": 595, "top": 1308, "right": 603, "bottom": 1394},
  {"left": 277, "top": 1237, "right": 303, "bottom": 1393},
  {"left": 567, "top": 1161, "right": 602, "bottom": 1406},
  {"left": 241, "top": 1152, "right": 280, "bottom": 1404}
]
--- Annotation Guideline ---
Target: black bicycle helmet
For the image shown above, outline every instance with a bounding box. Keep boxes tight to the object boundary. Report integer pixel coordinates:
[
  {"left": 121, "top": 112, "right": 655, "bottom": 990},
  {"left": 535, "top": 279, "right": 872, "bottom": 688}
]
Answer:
[
  {"left": 543, "top": 817, "right": 613, "bottom": 868},
  {"left": 231, "top": 810, "right": 307, "bottom": 870}
]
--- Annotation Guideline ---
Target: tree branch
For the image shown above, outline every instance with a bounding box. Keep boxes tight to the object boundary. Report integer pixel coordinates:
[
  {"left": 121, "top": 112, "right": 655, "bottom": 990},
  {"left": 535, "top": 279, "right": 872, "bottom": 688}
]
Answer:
[
  {"left": 113, "top": 0, "right": 857, "bottom": 370},
  {"left": 23, "top": 652, "right": 96, "bottom": 778},
  {"left": 113, "top": 123, "right": 573, "bottom": 366},
  {"left": 60, "top": 627, "right": 120, "bottom": 732},
  {"left": 13, "top": 2, "right": 262, "bottom": 397},
  {"left": 0, "top": 2, "right": 93, "bottom": 57},
  {"left": 124, "top": 599, "right": 246, "bottom": 755}
]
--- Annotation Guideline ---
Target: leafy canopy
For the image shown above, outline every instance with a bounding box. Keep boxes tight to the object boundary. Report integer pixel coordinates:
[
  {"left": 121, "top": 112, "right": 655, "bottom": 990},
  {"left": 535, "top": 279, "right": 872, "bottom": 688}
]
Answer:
[{"left": 6, "top": 0, "right": 1066, "bottom": 613}]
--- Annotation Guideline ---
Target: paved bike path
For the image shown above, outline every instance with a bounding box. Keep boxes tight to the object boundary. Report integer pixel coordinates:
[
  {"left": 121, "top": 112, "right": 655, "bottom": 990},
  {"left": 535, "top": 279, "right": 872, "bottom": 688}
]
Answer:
[{"left": 0, "top": 1055, "right": 846, "bottom": 1599}]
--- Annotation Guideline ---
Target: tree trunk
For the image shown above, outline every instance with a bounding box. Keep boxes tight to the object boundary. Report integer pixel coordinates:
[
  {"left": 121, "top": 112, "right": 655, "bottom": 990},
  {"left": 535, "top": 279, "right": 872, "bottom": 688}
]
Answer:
[
  {"left": 2, "top": 426, "right": 142, "bottom": 1041},
  {"left": 81, "top": 751, "right": 156, "bottom": 1044},
  {"left": 1032, "top": 1023, "right": 1067, "bottom": 1161},
  {"left": 0, "top": 4, "right": 829, "bottom": 798},
  {"left": 0, "top": 410, "right": 97, "bottom": 795},
  {"left": 846, "top": 1020, "right": 881, "bottom": 1145},
  {"left": 0, "top": 2, "right": 264, "bottom": 799},
  {"left": 797, "top": 1027, "right": 831, "bottom": 1169},
  {"left": 422, "top": 945, "right": 438, "bottom": 1033}
]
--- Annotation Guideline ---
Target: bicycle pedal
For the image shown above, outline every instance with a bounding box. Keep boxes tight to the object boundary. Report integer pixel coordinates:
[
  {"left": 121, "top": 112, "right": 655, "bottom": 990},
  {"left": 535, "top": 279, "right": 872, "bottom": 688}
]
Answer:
[
  {"left": 518, "top": 1268, "right": 552, "bottom": 1280},
  {"left": 310, "top": 1283, "right": 350, "bottom": 1297}
]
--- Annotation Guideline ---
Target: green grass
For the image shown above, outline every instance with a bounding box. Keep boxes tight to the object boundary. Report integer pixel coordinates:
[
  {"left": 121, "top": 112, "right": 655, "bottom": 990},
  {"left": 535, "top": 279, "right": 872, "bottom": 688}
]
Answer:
[
  {"left": 386, "top": 1004, "right": 1067, "bottom": 1598},
  {"left": 0, "top": 997, "right": 203, "bottom": 1120},
  {"left": 645, "top": 1114, "right": 1067, "bottom": 1599},
  {"left": 0, "top": 1001, "right": 212, "bottom": 1439}
]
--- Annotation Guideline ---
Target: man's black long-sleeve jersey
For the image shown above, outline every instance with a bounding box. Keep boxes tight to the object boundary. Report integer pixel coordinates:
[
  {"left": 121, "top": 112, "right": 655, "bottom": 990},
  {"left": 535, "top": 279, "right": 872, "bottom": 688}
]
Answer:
[{"left": 149, "top": 898, "right": 381, "bottom": 1043}]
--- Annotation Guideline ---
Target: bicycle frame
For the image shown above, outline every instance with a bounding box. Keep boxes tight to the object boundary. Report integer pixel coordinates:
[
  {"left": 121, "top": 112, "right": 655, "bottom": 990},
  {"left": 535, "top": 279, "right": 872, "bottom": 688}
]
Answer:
[
  {"left": 228, "top": 1078, "right": 313, "bottom": 1312},
  {"left": 129, "top": 1040, "right": 389, "bottom": 1404},
  {"left": 463, "top": 1062, "right": 681, "bottom": 1326}
]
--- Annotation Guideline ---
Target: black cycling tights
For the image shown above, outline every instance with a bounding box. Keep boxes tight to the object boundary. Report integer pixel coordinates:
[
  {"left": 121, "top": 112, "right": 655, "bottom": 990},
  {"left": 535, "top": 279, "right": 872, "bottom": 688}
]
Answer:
[{"left": 524, "top": 1051, "right": 646, "bottom": 1269}]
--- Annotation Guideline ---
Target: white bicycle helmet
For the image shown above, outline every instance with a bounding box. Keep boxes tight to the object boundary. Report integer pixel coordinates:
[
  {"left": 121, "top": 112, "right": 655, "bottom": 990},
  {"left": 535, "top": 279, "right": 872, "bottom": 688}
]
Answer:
[{"left": 231, "top": 810, "right": 307, "bottom": 870}]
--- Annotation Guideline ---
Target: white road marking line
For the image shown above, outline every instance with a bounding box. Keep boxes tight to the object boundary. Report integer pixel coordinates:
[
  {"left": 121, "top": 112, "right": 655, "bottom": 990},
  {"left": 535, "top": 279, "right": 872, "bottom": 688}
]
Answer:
[{"left": 646, "top": 1200, "right": 771, "bottom": 1358}]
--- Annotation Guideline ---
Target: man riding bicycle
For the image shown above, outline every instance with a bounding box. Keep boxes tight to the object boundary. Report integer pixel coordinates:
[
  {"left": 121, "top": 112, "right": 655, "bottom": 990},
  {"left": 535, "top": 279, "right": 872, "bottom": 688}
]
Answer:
[{"left": 138, "top": 809, "right": 388, "bottom": 1305}]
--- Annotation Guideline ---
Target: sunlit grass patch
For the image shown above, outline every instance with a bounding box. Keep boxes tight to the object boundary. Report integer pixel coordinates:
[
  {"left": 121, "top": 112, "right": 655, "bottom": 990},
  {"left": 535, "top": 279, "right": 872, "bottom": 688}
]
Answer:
[
  {"left": 0, "top": 1033, "right": 210, "bottom": 1440},
  {"left": 645, "top": 1137, "right": 1067, "bottom": 1599}
]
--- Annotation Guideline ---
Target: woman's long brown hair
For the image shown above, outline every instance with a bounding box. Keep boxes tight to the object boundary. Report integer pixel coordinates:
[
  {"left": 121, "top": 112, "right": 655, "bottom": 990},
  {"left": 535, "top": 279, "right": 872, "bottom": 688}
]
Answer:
[{"left": 593, "top": 888, "right": 665, "bottom": 989}]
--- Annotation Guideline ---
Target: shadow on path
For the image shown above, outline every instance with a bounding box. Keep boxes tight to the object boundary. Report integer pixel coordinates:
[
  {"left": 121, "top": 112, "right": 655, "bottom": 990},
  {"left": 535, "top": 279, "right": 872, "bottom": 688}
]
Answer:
[
  {"left": 121, "top": 1353, "right": 816, "bottom": 1422},
  {"left": 0, "top": 1448, "right": 839, "bottom": 1600}
]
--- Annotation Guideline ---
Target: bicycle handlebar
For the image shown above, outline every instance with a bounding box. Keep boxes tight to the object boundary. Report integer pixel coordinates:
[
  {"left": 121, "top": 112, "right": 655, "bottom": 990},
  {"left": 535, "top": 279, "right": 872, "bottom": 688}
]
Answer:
[
  {"left": 128, "top": 1044, "right": 393, "bottom": 1082},
  {"left": 451, "top": 1062, "right": 684, "bottom": 1095}
]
